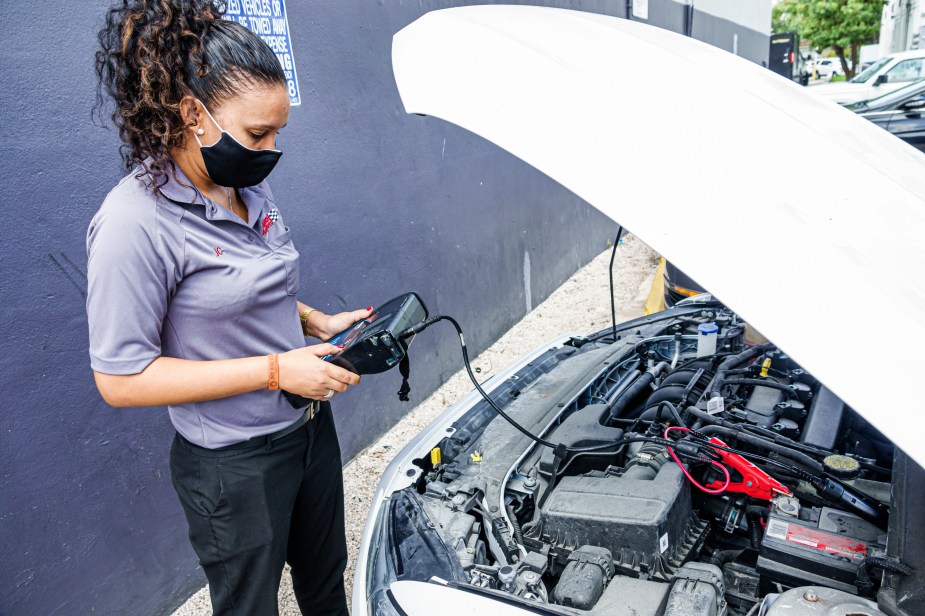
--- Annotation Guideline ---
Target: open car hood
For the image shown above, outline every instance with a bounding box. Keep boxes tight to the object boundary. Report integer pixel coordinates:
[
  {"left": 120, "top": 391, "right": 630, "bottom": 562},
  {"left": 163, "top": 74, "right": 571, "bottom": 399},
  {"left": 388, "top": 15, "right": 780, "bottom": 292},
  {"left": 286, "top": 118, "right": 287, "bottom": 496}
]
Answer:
[{"left": 392, "top": 6, "right": 925, "bottom": 468}]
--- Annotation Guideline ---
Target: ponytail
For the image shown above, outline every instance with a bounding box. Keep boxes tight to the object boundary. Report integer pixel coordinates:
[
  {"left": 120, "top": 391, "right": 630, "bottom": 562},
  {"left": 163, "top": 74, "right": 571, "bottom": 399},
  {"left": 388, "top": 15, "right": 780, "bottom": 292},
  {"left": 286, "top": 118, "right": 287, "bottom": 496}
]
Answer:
[{"left": 94, "top": 0, "right": 285, "bottom": 186}]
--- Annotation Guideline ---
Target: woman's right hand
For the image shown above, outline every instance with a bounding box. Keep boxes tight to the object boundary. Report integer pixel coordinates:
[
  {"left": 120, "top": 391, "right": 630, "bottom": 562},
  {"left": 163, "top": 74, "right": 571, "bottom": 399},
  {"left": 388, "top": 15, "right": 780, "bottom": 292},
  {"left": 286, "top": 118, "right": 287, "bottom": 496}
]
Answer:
[{"left": 278, "top": 344, "right": 361, "bottom": 400}]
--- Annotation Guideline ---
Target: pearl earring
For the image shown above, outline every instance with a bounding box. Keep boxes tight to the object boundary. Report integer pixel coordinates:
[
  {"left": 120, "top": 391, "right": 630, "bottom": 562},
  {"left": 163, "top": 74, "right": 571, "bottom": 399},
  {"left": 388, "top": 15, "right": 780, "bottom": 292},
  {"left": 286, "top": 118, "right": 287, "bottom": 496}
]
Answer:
[{"left": 197, "top": 128, "right": 205, "bottom": 135}]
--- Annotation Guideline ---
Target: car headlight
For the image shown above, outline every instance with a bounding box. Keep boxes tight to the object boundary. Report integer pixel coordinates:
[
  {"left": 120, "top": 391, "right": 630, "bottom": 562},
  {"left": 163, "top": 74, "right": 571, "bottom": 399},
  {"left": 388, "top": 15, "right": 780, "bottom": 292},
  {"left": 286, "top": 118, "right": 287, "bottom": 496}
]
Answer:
[
  {"left": 368, "top": 589, "right": 403, "bottom": 616},
  {"left": 675, "top": 292, "right": 714, "bottom": 306},
  {"left": 364, "top": 489, "right": 470, "bottom": 615},
  {"left": 364, "top": 501, "right": 398, "bottom": 616}
]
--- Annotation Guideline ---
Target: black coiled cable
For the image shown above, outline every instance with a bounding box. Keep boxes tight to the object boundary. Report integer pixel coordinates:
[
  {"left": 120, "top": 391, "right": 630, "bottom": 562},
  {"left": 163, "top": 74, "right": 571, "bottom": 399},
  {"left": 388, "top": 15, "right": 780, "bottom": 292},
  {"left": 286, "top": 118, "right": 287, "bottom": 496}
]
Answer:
[
  {"left": 401, "top": 315, "right": 672, "bottom": 454},
  {"left": 400, "top": 315, "right": 845, "bottom": 489}
]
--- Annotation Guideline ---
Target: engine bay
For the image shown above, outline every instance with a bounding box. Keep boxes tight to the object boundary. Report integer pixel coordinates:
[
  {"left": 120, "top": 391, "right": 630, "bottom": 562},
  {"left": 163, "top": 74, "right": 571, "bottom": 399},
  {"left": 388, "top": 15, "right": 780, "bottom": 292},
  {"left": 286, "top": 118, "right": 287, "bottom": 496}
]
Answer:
[{"left": 379, "top": 303, "right": 919, "bottom": 616}]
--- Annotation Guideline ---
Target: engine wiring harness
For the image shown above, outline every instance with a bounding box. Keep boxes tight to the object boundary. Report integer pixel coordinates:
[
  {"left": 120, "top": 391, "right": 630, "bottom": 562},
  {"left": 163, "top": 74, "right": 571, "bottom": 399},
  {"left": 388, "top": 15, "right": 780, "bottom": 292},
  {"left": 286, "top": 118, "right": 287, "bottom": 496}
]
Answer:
[{"left": 400, "top": 310, "right": 916, "bottom": 603}]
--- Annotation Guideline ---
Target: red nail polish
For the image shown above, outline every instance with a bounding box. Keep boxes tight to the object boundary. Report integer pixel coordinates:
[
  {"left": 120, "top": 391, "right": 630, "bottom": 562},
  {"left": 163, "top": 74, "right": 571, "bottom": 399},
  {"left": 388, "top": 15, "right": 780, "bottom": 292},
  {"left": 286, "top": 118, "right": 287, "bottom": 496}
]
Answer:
[
  {"left": 367, "top": 306, "right": 374, "bottom": 311},
  {"left": 336, "top": 344, "right": 345, "bottom": 349}
]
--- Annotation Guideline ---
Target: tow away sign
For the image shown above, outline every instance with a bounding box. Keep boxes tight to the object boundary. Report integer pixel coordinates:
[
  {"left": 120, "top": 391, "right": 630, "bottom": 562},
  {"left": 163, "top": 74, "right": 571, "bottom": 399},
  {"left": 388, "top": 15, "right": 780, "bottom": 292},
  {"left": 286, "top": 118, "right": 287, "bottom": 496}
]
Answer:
[{"left": 226, "top": 0, "right": 301, "bottom": 105}]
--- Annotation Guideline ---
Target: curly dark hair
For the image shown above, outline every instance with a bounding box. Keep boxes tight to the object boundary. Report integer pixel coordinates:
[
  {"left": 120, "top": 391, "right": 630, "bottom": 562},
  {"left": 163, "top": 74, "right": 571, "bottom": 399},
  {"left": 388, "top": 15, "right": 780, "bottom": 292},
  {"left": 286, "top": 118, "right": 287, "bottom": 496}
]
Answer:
[{"left": 94, "top": 0, "right": 286, "bottom": 187}]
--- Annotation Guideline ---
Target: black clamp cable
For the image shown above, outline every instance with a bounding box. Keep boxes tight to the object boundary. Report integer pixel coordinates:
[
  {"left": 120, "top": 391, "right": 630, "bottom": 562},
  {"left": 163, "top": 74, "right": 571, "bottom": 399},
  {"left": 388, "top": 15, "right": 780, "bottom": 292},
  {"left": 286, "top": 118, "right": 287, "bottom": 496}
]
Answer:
[
  {"left": 406, "top": 315, "right": 889, "bottom": 527},
  {"left": 400, "top": 315, "right": 670, "bottom": 455}
]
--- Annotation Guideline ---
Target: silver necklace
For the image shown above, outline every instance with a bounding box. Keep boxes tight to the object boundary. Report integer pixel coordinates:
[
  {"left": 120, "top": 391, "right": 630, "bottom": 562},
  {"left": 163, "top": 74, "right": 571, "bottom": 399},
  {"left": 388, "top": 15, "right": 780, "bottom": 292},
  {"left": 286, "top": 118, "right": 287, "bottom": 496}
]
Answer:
[{"left": 224, "top": 186, "right": 240, "bottom": 220}]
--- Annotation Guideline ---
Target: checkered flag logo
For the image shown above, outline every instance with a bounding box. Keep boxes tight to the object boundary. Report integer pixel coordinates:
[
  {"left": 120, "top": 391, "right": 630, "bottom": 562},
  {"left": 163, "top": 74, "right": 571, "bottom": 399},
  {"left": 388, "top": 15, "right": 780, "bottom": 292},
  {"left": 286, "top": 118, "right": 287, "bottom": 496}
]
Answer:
[{"left": 262, "top": 208, "right": 280, "bottom": 235}]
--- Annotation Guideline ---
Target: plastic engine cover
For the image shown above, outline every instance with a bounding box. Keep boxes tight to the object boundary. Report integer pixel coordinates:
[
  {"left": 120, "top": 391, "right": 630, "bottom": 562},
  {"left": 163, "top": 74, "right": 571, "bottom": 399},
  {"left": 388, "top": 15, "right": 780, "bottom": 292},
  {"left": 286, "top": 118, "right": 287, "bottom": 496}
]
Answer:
[
  {"left": 664, "top": 563, "right": 727, "bottom": 616},
  {"left": 539, "top": 462, "right": 705, "bottom": 577},
  {"left": 551, "top": 545, "right": 613, "bottom": 610}
]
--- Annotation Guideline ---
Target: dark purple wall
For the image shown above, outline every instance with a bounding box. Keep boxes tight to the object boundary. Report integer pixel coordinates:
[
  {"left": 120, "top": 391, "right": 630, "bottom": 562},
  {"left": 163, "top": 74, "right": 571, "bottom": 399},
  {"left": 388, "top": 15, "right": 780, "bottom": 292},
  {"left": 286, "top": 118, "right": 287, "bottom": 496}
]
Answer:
[{"left": 0, "top": 1, "right": 766, "bottom": 614}]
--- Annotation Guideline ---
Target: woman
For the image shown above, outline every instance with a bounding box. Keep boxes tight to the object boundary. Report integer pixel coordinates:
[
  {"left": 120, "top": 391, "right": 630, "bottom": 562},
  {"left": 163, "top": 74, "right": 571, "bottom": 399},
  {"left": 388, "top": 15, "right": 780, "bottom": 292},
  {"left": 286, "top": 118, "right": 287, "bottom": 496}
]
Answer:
[{"left": 89, "top": 1, "right": 364, "bottom": 613}]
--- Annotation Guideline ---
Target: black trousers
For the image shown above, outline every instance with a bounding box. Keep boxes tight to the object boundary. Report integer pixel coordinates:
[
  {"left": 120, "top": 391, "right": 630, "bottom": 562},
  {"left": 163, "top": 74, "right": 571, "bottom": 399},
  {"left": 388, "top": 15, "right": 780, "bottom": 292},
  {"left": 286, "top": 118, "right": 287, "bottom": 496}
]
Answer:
[{"left": 169, "top": 403, "right": 349, "bottom": 616}]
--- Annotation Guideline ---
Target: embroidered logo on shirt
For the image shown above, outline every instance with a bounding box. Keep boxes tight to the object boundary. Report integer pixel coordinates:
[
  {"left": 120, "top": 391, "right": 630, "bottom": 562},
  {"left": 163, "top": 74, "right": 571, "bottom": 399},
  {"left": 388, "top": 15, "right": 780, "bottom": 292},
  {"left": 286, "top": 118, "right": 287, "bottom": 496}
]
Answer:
[
  {"left": 262, "top": 208, "right": 280, "bottom": 235},
  {"left": 214, "top": 246, "right": 224, "bottom": 257}
]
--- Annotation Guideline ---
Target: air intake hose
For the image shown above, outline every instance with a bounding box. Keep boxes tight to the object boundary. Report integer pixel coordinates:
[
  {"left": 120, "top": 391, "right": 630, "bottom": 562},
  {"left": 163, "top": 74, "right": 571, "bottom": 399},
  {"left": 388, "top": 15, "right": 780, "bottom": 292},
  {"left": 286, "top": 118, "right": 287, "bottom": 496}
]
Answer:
[{"left": 708, "top": 343, "right": 774, "bottom": 400}]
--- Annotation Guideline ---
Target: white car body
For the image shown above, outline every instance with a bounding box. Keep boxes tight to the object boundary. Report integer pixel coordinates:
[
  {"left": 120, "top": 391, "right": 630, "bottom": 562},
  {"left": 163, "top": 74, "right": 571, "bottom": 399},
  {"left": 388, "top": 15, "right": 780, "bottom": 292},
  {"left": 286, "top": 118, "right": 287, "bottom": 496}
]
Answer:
[
  {"left": 391, "top": 5, "right": 925, "bottom": 474},
  {"left": 813, "top": 58, "right": 842, "bottom": 79},
  {"left": 353, "top": 6, "right": 925, "bottom": 615},
  {"left": 811, "top": 50, "right": 925, "bottom": 104}
]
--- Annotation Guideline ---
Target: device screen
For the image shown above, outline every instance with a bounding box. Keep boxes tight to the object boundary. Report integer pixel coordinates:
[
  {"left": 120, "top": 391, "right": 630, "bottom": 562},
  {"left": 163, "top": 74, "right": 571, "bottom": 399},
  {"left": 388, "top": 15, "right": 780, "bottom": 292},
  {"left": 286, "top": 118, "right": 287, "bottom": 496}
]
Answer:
[
  {"left": 322, "top": 305, "right": 387, "bottom": 361},
  {"left": 321, "top": 294, "right": 422, "bottom": 362},
  {"left": 326, "top": 321, "right": 366, "bottom": 349}
]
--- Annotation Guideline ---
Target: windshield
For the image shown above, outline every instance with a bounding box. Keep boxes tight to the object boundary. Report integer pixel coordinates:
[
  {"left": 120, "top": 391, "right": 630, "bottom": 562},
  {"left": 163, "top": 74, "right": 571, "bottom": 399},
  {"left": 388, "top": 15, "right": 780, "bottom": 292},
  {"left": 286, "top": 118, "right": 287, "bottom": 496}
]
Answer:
[{"left": 851, "top": 56, "right": 893, "bottom": 83}]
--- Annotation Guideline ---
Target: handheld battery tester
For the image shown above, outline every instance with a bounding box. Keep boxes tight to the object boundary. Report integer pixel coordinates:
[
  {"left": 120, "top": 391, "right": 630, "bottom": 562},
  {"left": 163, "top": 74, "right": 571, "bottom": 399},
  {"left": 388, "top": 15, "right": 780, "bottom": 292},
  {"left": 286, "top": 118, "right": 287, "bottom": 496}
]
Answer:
[
  {"left": 323, "top": 292, "right": 429, "bottom": 374},
  {"left": 283, "top": 292, "right": 428, "bottom": 408}
]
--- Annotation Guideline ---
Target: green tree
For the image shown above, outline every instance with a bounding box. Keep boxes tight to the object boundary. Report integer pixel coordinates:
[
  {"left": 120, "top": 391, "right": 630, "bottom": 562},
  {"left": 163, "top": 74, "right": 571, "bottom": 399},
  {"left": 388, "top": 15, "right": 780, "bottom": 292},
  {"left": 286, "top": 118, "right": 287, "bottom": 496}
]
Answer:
[
  {"left": 772, "top": 0, "right": 803, "bottom": 36},
  {"left": 771, "top": 0, "right": 886, "bottom": 79}
]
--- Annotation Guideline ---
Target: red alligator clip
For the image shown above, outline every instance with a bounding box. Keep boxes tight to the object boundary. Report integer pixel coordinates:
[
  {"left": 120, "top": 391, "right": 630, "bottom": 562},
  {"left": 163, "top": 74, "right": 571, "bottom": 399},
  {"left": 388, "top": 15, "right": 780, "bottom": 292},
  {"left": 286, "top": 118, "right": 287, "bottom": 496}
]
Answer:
[{"left": 704, "top": 437, "right": 791, "bottom": 500}]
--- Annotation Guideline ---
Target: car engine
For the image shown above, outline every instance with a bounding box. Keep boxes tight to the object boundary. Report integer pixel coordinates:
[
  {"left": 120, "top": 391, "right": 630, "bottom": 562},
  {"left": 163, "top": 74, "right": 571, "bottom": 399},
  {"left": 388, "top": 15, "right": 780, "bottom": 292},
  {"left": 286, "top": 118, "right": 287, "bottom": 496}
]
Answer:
[{"left": 378, "top": 302, "right": 920, "bottom": 616}]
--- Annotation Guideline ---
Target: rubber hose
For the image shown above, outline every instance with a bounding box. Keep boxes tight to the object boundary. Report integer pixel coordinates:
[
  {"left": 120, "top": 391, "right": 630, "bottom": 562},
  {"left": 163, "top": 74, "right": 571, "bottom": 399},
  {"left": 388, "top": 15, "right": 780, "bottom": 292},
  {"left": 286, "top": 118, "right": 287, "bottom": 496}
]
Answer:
[
  {"left": 746, "top": 506, "right": 768, "bottom": 550},
  {"left": 686, "top": 405, "right": 826, "bottom": 459},
  {"left": 656, "top": 401, "right": 686, "bottom": 428},
  {"left": 685, "top": 406, "right": 824, "bottom": 471},
  {"left": 608, "top": 372, "right": 654, "bottom": 421},
  {"left": 708, "top": 549, "right": 742, "bottom": 568},
  {"left": 717, "top": 326, "right": 744, "bottom": 352},
  {"left": 638, "top": 407, "right": 658, "bottom": 422},
  {"left": 709, "top": 343, "right": 774, "bottom": 400},
  {"left": 644, "top": 384, "right": 692, "bottom": 412},
  {"left": 696, "top": 424, "right": 825, "bottom": 473},
  {"left": 507, "top": 505, "right": 524, "bottom": 545},
  {"left": 723, "top": 366, "right": 760, "bottom": 377},
  {"left": 856, "top": 557, "right": 914, "bottom": 596},
  {"left": 718, "top": 378, "right": 798, "bottom": 399},
  {"left": 793, "top": 486, "right": 827, "bottom": 507},
  {"left": 639, "top": 403, "right": 687, "bottom": 426},
  {"left": 741, "top": 425, "right": 832, "bottom": 458}
]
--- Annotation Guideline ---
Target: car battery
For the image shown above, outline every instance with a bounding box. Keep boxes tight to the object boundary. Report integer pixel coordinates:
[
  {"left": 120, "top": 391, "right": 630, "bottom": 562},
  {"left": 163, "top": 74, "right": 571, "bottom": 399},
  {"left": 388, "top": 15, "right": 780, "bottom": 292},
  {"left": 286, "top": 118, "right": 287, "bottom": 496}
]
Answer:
[{"left": 757, "top": 507, "right": 886, "bottom": 594}]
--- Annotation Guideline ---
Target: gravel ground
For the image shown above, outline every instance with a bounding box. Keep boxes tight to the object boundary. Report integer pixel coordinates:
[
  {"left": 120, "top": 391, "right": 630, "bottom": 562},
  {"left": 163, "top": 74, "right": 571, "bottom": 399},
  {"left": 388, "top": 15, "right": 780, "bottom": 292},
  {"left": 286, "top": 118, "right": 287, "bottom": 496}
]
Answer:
[{"left": 171, "top": 235, "right": 659, "bottom": 616}]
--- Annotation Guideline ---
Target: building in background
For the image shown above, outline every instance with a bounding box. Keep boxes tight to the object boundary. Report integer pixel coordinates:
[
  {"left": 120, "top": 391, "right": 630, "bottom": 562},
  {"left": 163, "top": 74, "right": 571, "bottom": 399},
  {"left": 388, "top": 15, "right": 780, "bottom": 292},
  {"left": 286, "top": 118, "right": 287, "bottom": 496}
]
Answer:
[
  {"left": 691, "top": 0, "right": 773, "bottom": 59},
  {"left": 881, "top": 0, "right": 925, "bottom": 54},
  {"left": 0, "top": 2, "right": 771, "bottom": 614}
]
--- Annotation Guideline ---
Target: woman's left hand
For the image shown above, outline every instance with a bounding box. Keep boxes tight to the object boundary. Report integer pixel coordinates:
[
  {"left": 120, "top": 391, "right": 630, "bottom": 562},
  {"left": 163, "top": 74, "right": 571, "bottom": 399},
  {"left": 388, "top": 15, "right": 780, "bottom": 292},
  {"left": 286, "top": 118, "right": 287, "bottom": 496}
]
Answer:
[{"left": 316, "top": 306, "right": 374, "bottom": 341}]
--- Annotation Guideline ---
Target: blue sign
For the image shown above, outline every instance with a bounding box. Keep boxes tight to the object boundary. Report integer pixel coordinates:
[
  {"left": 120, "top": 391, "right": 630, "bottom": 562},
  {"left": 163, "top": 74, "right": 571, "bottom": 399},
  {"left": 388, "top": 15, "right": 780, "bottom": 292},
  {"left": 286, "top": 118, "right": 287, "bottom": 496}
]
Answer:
[{"left": 225, "top": 0, "right": 301, "bottom": 105}]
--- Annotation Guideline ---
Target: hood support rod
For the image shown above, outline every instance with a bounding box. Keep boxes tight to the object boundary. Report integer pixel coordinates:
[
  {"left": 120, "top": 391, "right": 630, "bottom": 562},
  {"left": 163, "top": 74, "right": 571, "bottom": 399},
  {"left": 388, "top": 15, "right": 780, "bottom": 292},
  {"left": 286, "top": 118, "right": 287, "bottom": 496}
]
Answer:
[{"left": 609, "top": 226, "right": 624, "bottom": 342}]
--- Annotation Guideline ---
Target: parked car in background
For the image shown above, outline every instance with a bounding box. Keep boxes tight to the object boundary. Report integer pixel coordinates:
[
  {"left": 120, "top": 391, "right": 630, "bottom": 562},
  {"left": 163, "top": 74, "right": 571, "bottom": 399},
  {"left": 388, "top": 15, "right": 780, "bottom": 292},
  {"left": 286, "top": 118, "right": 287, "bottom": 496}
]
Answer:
[
  {"left": 847, "top": 79, "right": 925, "bottom": 152},
  {"left": 813, "top": 57, "right": 843, "bottom": 79},
  {"left": 663, "top": 261, "right": 705, "bottom": 307},
  {"left": 357, "top": 7, "right": 925, "bottom": 616},
  {"left": 812, "top": 50, "right": 925, "bottom": 104}
]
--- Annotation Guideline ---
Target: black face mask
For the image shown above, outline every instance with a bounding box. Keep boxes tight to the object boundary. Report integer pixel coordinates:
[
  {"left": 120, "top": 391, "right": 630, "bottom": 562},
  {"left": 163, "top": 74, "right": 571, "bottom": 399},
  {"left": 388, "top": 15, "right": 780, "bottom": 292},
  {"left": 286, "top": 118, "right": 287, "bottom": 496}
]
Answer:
[{"left": 194, "top": 100, "right": 282, "bottom": 188}]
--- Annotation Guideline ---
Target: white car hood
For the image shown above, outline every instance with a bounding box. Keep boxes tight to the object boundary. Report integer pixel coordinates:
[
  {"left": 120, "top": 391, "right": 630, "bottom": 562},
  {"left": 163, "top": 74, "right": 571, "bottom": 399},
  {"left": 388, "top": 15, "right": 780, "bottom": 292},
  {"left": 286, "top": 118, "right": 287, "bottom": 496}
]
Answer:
[{"left": 392, "top": 6, "right": 925, "bottom": 468}]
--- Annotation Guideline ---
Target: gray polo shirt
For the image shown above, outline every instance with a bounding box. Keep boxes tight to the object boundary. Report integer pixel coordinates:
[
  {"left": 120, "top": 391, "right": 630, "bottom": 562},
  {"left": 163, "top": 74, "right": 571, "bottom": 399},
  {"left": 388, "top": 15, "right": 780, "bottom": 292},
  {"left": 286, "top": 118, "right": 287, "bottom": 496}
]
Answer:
[{"left": 86, "top": 163, "right": 307, "bottom": 448}]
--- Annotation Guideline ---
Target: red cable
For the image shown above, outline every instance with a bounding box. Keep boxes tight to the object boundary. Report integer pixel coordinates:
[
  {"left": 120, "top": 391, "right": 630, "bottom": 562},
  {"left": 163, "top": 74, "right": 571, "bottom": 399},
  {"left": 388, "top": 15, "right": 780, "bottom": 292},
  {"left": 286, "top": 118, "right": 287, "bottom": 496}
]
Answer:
[{"left": 664, "top": 426, "right": 731, "bottom": 494}]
